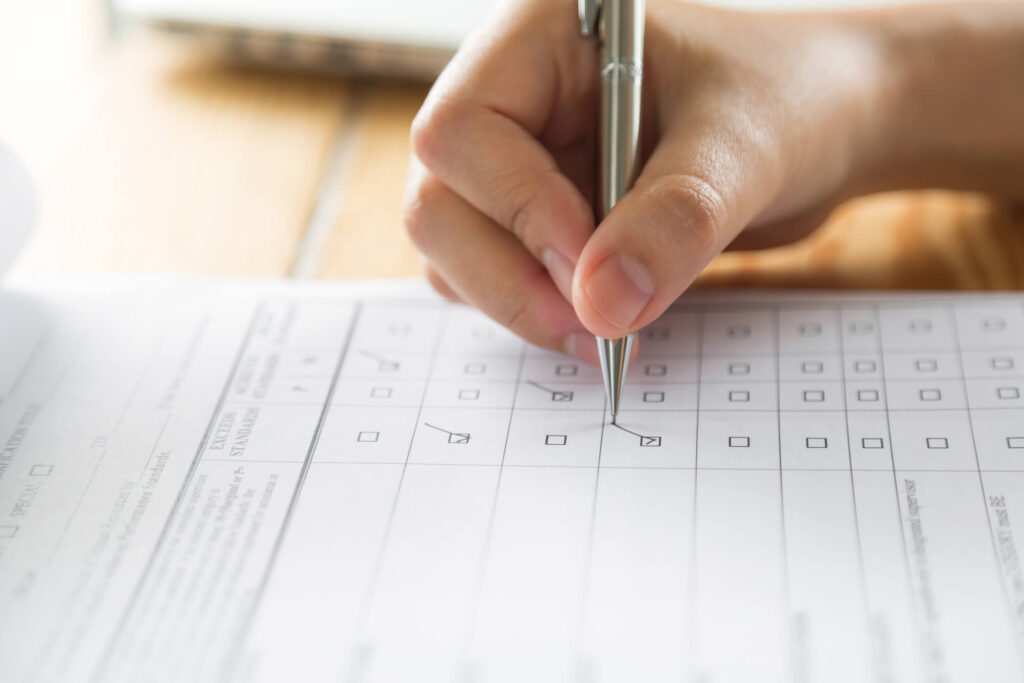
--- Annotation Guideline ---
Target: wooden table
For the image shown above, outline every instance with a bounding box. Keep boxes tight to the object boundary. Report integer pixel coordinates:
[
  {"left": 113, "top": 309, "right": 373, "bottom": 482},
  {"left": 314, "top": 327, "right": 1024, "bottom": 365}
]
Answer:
[{"left": 3, "top": 2, "right": 1023, "bottom": 290}]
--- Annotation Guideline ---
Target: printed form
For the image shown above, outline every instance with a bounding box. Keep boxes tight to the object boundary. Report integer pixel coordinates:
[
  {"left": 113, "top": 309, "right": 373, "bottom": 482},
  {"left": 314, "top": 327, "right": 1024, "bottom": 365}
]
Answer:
[{"left": 1, "top": 278, "right": 1023, "bottom": 683}]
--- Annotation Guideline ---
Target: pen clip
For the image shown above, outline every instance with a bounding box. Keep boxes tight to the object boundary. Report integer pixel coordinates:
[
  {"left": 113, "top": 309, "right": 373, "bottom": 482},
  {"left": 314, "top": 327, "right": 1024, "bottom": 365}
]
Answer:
[{"left": 578, "top": 0, "right": 601, "bottom": 37}]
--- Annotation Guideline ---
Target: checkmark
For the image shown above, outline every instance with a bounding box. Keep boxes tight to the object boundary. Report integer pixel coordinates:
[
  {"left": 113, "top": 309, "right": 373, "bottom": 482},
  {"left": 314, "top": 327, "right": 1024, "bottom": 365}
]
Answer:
[
  {"left": 552, "top": 391, "right": 574, "bottom": 402},
  {"left": 641, "top": 436, "right": 661, "bottom": 448},
  {"left": 448, "top": 433, "right": 470, "bottom": 445}
]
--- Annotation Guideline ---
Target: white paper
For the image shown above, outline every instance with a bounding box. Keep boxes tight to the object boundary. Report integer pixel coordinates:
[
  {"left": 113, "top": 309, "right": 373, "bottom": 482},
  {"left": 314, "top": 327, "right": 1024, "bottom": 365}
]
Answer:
[
  {"left": 1, "top": 277, "right": 1023, "bottom": 683},
  {"left": 0, "top": 142, "right": 35, "bottom": 280}
]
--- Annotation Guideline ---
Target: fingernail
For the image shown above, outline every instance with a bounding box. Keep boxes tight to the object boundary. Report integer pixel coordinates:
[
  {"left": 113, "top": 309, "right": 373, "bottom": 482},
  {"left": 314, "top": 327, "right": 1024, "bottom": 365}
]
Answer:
[
  {"left": 541, "top": 248, "right": 574, "bottom": 301},
  {"left": 584, "top": 253, "right": 654, "bottom": 330},
  {"left": 563, "top": 330, "right": 598, "bottom": 364}
]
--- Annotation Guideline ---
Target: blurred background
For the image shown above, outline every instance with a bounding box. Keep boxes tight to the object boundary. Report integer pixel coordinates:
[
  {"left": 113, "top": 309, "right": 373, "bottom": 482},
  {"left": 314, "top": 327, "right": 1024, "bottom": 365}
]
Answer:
[{"left": 1, "top": 0, "right": 1022, "bottom": 288}]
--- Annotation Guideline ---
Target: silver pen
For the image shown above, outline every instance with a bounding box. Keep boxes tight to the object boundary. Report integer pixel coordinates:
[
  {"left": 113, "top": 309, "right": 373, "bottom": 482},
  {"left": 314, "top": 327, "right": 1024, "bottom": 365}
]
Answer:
[{"left": 579, "top": 0, "right": 644, "bottom": 424}]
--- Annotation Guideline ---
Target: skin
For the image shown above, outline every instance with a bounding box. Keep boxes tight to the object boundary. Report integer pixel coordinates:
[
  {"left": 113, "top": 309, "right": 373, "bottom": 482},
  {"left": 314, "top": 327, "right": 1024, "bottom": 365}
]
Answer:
[{"left": 403, "top": 0, "right": 1024, "bottom": 364}]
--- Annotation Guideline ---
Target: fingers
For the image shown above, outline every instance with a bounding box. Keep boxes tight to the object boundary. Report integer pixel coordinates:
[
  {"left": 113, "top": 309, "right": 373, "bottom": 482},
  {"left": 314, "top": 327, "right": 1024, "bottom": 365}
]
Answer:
[
  {"left": 410, "top": 0, "right": 596, "bottom": 297},
  {"left": 572, "top": 113, "right": 781, "bottom": 338},
  {"left": 404, "top": 163, "right": 597, "bottom": 364},
  {"left": 424, "top": 263, "right": 463, "bottom": 303}
]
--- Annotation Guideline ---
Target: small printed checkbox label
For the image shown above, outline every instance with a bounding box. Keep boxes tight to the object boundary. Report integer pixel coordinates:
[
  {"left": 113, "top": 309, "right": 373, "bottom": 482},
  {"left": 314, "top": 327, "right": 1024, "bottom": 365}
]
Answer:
[
  {"left": 926, "top": 437, "right": 949, "bottom": 449},
  {"left": 801, "top": 361, "right": 824, "bottom": 375},
  {"left": 552, "top": 391, "right": 574, "bottom": 402},
  {"left": 803, "top": 390, "right": 825, "bottom": 403},
  {"left": 555, "top": 364, "right": 578, "bottom": 377},
  {"left": 1008, "top": 437, "right": 1024, "bottom": 449},
  {"left": 357, "top": 431, "right": 380, "bottom": 443},
  {"left": 857, "top": 389, "right": 879, "bottom": 402},
  {"left": 29, "top": 464, "right": 53, "bottom": 476},
  {"left": 799, "top": 322, "right": 822, "bottom": 336},
  {"left": 849, "top": 321, "right": 874, "bottom": 335},
  {"left": 853, "top": 359, "right": 877, "bottom": 373},
  {"left": 992, "top": 357, "right": 1015, "bottom": 371},
  {"left": 464, "top": 362, "right": 486, "bottom": 375},
  {"left": 997, "top": 387, "right": 1021, "bottom": 400},
  {"left": 458, "top": 388, "right": 481, "bottom": 400},
  {"left": 641, "top": 436, "right": 662, "bottom": 448},
  {"left": 545, "top": 434, "right": 567, "bottom": 446},
  {"left": 805, "top": 437, "right": 828, "bottom": 449},
  {"left": 370, "top": 386, "right": 393, "bottom": 399},
  {"left": 862, "top": 437, "right": 885, "bottom": 449},
  {"left": 727, "top": 325, "right": 751, "bottom": 339},
  {"left": 919, "top": 388, "right": 942, "bottom": 402},
  {"left": 728, "top": 390, "right": 750, "bottom": 403},
  {"left": 448, "top": 433, "right": 470, "bottom": 445},
  {"left": 909, "top": 319, "right": 932, "bottom": 333},
  {"left": 729, "top": 436, "right": 751, "bottom": 448},
  {"left": 378, "top": 360, "right": 400, "bottom": 372},
  {"left": 728, "top": 363, "right": 751, "bottom": 376},
  {"left": 645, "top": 327, "right": 670, "bottom": 340},
  {"left": 645, "top": 364, "right": 667, "bottom": 377},
  {"left": 983, "top": 317, "right": 1007, "bottom": 332},
  {"left": 915, "top": 358, "right": 938, "bottom": 372},
  {"left": 0, "top": 525, "right": 17, "bottom": 539},
  {"left": 643, "top": 391, "right": 665, "bottom": 403}
]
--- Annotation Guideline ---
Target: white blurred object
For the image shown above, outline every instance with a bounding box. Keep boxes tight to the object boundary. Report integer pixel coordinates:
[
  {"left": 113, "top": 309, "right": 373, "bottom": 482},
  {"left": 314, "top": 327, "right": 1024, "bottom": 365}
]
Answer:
[
  {"left": 0, "top": 142, "right": 35, "bottom": 282},
  {"left": 115, "top": 0, "right": 927, "bottom": 80}
]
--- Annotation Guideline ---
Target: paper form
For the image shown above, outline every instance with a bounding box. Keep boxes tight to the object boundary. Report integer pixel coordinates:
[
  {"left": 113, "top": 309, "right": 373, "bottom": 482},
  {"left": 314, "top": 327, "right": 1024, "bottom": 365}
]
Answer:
[{"left": 1, "top": 277, "right": 1024, "bottom": 683}]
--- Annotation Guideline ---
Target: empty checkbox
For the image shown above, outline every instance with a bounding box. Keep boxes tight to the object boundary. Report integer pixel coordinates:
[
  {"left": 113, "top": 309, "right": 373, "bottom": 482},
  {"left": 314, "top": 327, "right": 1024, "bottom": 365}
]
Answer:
[
  {"left": 1008, "top": 437, "right": 1024, "bottom": 449},
  {"left": 357, "top": 431, "right": 380, "bottom": 443},
  {"left": 729, "top": 436, "right": 751, "bottom": 448},
  {"left": 643, "top": 391, "right": 665, "bottom": 403},
  {"left": 803, "top": 390, "right": 825, "bottom": 403},
  {"left": 448, "top": 433, "right": 471, "bottom": 445},
  {"left": 992, "top": 357, "right": 1015, "bottom": 371},
  {"left": 926, "top": 437, "right": 949, "bottom": 449},
  {"left": 861, "top": 437, "right": 885, "bottom": 449},
  {"left": 729, "top": 390, "right": 750, "bottom": 403},
  {"left": 798, "top": 322, "right": 822, "bottom": 336},
  {"left": 458, "top": 388, "right": 481, "bottom": 400},
  {"left": 801, "top": 361, "right": 824, "bottom": 375},
  {"left": 555, "top": 363, "right": 578, "bottom": 377},
  {"left": 915, "top": 358, "right": 938, "bottom": 372},
  {"left": 545, "top": 434, "right": 568, "bottom": 446},
  {"left": 464, "top": 362, "right": 487, "bottom": 375},
  {"left": 805, "top": 437, "right": 828, "bottom": 449},
  {"left": 857, "top": 389, "right": 879, "bottom": 402},
  {"left": 370, "top": 386, "right": 393, "bottom": 399},
  {"left": 727, "top": 325, "right": 751, "bottom": 339},
  {"left": 552, "top": 391, "right": 574, "bottom": 402},
  {"left": 644, "top": 364, "right": 667, "bottom": 377},
  {"left": 0, "top": 525, "right": 17, "bottom": 539},
  {"left": 853, "top": 359, "right": 877, "bottom": 373},
  {"left": 641, "top": 436, "right": 662, "bottom": 448},
  {"left": 919, "top": 388, "right": 942, "bottom": 402},
  {"left": 997, "top": 387, "right": 1021, "bottom": 400},
  {"left": 29, "top": 464, "right": 53, "bottom": 476},
  {"left": 728, "top": 362, "right": 751, "bottom": 376},
  {"left": 378, "top": 360, "right": 400, "bottom": 372}
]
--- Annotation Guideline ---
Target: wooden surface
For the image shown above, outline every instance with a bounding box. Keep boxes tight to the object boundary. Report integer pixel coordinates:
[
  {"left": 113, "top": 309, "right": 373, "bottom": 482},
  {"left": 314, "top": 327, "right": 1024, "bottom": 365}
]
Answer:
[{"left": 3, "top": 1, "right": 1023, "bottom": 291}]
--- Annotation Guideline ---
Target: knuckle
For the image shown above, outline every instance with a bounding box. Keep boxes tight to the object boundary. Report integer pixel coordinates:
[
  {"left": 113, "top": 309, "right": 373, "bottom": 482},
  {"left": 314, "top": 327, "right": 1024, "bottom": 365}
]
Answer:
[
  {"left": 402, "top": 174, "right": 448, "bottom": 248},
  {"left": 644, "top": 174, "right": 728, "bottom": 253}
]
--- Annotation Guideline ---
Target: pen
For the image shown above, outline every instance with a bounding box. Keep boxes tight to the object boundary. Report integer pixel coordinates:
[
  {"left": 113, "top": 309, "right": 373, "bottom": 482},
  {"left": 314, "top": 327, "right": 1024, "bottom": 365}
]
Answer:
[{"left": 579, "top": 0, "right": 644, "bottom": 424}]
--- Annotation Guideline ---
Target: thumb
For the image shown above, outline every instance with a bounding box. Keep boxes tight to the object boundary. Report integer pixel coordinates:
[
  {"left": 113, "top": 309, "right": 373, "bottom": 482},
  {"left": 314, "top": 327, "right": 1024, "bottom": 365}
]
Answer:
[{"left": 571, "top": 127, "right": 772, "bottom": 338}]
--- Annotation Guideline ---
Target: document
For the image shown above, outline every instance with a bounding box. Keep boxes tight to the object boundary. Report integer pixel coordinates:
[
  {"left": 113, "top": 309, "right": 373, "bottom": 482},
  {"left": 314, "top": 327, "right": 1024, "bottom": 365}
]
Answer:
[{"left": 1, "top": 277, "right": 1023, "bottom": 683}]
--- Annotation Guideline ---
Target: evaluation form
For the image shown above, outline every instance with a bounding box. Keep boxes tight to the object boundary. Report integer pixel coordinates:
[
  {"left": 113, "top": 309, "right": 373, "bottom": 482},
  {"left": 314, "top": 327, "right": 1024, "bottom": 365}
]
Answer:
[{"left": 1, "top": 278, "right": 1023, "bottom": 682}]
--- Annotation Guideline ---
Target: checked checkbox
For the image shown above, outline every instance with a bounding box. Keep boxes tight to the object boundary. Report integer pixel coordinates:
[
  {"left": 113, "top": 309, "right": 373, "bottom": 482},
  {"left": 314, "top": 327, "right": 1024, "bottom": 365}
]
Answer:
[
  {"left": 448, "top": 433, "right": 470, "bottom": 445},
  {"left": 551, "top": 391, "right": 574, "bottom": 402}
]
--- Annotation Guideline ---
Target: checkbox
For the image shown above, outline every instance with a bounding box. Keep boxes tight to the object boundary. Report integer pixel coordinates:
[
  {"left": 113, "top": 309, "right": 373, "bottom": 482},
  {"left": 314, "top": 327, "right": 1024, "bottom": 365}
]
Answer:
[
  {"left": 643, "top": 391, "right": 665, "bottom": 403},
  {"left": 645, "top": 327, "right": 670, "bottom": 340},
  {"left": 555, "top": 363, "right": 578, "bottom": 377},
  {"left": 370, "top": 386, "right": 393, "bottom": 399},
  {"left": 919, "top": 388, "right": 942, "bottom": 402},
  {"left": 378, "top": 360, "right": 400, "bottom": 372},
  {"left": 862, "top": 437, "right": 885, "bottom": 449},
  {"left": 552, "top": 391, "right": 574, "bottom": 402},
  {"left": 644, "top": 364, "right": 667, "bottom": 377},
  {"left": 997, "top": 387, "right": 1021, "bottom": 400},
  {"left": 545, "top": 434, "right": 567, "bottom": 446},
  {"left": 728, "top": 362, "right": 750, "bottom": 376},
  {"left": 799, "top": 322, "right": 822, "bottom": 336},
  {"left": 448, "top": 433, "right": 470, "bottom": 445},
  {"left": 29, "top": 464, "right": 53, "bottom": 476},
  {"left": 805, "top": 437, "right": 828, "bottom": 449},
  {"left": 464, "top": 362, "right": 487, "bottom": 375},
  {"left": 909, "top": 319, "right": 932, "bottom": 333},
  {"left": 803, "top": 390, "right": 825, "bottom": 403},
  {"left": 853, "top": 359, "right": 877, "bottom": 373},
  {"left": 729, "top": 436, "right": 750, "bottom": 448},
  {"left": 1008, "top": 437, "right": 1024, "bottom": 449},
  {"left": 727, "top": 325, "right": 751, "bottom": 339},
  {"left": 728, "top": 390, "right": 750, "bottom": 403},
  {"left": 458, "top": 388, "right": 481, "bottom": 400},
  {"left": 0, "top": 525, "right": 17, "bottom": 538},
  {"left": 801, "top": 361, "right": 824, "bottom": 375},
  {"left": 992, "top": 357, "right": 1015, "bottom": 371},
  {"left": 357, "top": 431, "right": 380, "bottom": 443},
  {"left": 926, "top": 437, "right": 949, "bottom": 449},
  {"left": 641, "top": 436, "right": 662, "bottom": 448},
  {"left": 983, "top": 317, "right": 1007, "bottom": 332},
  {"left": 849, "top": 321, "right": 874, "bottom": 335},
  {"left": 857, "top": 389, "right": 879, "bottom": 402},
  {"left": 915, "top": 358, "right": 938, "bottom": 372}
]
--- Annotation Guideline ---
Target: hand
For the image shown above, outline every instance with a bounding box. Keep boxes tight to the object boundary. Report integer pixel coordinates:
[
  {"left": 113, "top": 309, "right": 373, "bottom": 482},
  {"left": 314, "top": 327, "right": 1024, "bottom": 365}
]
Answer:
[{"left": 402, "top": 0, "right": 1019, "bottom": 361}]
